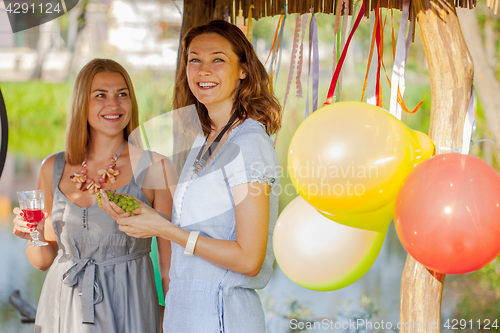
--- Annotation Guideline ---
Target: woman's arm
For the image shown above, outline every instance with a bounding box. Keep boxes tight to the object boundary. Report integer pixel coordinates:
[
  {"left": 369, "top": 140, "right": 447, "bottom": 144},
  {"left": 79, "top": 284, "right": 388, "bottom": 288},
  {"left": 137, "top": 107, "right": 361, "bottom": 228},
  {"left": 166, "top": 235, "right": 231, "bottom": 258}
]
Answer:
[
  {"left": 13, "top": 155, "right": 58, "bottom": 271},
  {"left": 184, "top": 181, "right": 270, "bottom": 276},
  {"left": 117, "top": 181, "right": 270, "bottom": 277}
]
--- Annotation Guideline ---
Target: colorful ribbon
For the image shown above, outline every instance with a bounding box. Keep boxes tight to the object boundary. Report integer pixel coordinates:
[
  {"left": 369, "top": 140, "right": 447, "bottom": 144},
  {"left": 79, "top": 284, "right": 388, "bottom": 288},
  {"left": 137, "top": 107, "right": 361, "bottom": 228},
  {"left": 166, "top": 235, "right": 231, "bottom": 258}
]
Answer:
[
  {"left": 461, "top": 85, "right": 475, "bottom": 154},
  {"left": 246, "top": 5, "right": 254, "bottom": 42},
  {"left": 325, "top": 0, "right": 366, "bottom": 105},
  {"left": 389, "top": 0, "right": 411, "bottom": 119},
  {"left": 305, "top": 11, "right": 319, "bottom": 117},
  {"left": 296, "top": 14, "right": 309, "bottom": 98}
]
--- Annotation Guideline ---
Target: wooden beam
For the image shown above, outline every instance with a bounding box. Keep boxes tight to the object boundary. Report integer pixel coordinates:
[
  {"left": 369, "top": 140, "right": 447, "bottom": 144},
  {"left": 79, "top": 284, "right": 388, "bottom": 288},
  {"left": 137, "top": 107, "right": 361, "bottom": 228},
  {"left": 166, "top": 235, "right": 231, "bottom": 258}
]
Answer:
[{"left": 400, "top": 0, "right": 473, "bottom": 331}]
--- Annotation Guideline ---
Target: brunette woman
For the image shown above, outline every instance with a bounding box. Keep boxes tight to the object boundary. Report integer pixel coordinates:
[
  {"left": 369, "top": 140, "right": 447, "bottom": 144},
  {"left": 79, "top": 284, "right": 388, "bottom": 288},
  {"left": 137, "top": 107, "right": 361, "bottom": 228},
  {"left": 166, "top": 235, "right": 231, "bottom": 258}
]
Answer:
[{"left": 102, "top": 20, "right": 281, "bottom": 332}]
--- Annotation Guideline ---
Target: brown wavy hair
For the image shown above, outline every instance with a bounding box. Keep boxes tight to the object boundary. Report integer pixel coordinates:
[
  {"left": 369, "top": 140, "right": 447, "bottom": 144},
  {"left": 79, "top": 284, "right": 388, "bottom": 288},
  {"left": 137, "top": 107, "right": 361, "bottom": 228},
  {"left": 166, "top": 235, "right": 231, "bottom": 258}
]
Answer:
[
  {"left": 65, "top": 59, "right": 140, "bottom": 165},
  {"left": 174, "top": 20, "right": 281, "bottom": 136}
]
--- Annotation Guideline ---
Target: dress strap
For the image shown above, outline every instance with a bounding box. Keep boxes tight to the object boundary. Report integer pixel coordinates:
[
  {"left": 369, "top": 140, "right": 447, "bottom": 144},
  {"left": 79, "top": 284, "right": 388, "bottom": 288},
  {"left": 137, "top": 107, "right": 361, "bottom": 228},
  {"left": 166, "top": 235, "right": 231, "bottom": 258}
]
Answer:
[
  {"left": 52, "top": 152, "right": 66, "bottom": 193},
  {"left": 133, "top": 150, "right": 155, "bottom": 188}
]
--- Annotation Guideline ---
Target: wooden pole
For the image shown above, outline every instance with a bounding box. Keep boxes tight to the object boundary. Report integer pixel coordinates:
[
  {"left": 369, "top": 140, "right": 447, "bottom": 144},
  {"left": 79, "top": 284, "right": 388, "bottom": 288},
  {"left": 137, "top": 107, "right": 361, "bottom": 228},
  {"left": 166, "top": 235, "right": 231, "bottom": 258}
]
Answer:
[
  {"left": 174, "top": 0, "right": 222, "bottom": 174},
  {"left": 400, "top": 0, "right": 473, "bottom": 331}
]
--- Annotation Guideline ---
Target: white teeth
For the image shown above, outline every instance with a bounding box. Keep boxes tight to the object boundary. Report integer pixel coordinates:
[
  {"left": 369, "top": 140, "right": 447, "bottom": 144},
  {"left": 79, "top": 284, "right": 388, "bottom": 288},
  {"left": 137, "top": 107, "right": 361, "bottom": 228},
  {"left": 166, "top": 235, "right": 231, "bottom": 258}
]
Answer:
[
  {"left": 103, "top": 115, "right": 120, "bottom": 119},
  {"left": 198, "top": 82, "right": 218, "bottom": 88}
]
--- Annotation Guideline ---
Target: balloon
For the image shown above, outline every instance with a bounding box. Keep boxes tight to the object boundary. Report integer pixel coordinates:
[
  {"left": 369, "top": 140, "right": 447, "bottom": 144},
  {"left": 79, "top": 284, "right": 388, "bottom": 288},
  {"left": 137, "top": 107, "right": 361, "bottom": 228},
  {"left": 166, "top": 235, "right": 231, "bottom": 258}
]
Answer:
[
  {"left": 394, "top": 153, "right": 500, "bottom": 274},
  {"left": 273, "top": 196, "right": 386, "bottom": 291},
  {"left": 288, "top": 102, "right": 434, "bottom": 216},
  {"left": 318, "top": 200, "right": 395, "bottom": 233}
]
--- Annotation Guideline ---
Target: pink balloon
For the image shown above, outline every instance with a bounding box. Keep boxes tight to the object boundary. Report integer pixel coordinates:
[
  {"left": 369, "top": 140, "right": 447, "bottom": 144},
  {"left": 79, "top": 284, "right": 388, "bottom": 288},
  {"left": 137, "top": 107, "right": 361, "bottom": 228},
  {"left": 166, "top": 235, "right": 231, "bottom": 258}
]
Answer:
[{"left": 395, "top": 153, "right": 500, "bottom": 274}]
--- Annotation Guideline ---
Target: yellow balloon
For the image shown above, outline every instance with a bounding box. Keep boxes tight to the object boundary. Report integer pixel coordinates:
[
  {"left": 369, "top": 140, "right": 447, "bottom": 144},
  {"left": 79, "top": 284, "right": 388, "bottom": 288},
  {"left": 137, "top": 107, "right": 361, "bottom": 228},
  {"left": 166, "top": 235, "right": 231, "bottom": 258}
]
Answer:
[
  {"left": 273, "top": 196, "right": 386, "bottom": 291},
  {"left": 288, "top": 102, "right": 433, "bottom": 216},
  {"left": 317, "top": 200, "right": 395, "bottom": 233},
  {"left": 412, "top": 130, "right": 435, "bottom": 161}
]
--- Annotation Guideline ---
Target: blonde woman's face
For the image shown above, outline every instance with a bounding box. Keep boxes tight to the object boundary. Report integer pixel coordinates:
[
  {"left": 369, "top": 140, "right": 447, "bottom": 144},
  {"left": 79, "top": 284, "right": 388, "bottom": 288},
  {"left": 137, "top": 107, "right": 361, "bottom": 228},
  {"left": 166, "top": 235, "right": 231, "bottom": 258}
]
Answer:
[{"left": 88, "top": 72, "right": 132, "bottom": 138}]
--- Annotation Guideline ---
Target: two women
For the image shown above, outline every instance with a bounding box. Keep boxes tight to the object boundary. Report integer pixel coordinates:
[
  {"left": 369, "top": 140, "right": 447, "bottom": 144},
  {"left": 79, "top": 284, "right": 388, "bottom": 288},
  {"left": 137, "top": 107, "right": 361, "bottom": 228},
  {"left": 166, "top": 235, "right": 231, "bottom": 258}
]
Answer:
[{"left": 16, "top": 19, "right": 281, "bottom": 333}]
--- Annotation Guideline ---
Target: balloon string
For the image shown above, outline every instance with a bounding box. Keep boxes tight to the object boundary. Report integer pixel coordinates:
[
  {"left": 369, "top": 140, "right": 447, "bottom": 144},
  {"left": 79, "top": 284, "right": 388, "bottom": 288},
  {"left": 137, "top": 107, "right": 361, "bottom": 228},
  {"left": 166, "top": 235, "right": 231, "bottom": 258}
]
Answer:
[
  {"left": 470, "top": 139, "right": 495, "bottom": 147},
  {"left": 493, "top": 259, "right": 500, "bottom": 271},
  {"left": 434, "top": 147, "right": 462, "bottom": 153}
]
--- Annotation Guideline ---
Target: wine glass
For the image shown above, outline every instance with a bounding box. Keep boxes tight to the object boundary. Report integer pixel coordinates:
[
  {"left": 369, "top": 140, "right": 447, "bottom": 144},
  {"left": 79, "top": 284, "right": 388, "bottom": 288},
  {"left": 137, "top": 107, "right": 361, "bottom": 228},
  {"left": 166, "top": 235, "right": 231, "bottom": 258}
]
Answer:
[{"left": 17, "top": 190, "right": 48, "bottom": 247}]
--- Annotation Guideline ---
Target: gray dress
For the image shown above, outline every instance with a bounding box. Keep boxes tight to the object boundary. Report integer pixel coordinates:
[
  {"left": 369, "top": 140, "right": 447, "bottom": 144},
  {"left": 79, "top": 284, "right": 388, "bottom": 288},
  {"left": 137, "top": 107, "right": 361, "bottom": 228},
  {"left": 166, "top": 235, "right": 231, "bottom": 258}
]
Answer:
[{"left": 34, "top": 151, "right": 161, "bottom": 333}]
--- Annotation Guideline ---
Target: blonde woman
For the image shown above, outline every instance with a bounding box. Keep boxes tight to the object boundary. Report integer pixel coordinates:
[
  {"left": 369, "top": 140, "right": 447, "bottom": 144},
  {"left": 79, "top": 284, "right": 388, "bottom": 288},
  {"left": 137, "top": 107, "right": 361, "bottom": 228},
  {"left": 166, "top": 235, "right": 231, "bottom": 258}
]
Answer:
[{"left": 13, "top": 59, "right": 175, "bottom": 332}]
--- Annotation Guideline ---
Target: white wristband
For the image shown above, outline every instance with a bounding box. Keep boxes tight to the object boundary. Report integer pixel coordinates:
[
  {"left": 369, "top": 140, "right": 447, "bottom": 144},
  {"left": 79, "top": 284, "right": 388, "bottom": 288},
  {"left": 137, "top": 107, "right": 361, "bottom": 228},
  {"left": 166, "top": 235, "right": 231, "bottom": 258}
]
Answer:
[{"left": 183, "top": 231, "right": 200, "bottom": 256}]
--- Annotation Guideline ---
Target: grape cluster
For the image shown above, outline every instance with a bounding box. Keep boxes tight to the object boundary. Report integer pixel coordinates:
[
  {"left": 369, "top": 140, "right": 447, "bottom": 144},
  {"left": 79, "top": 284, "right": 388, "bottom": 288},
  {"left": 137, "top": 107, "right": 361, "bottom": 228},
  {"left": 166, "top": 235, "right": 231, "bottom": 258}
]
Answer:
[{"left": 97, "top": 190, "right": 140, "bottom": 215}]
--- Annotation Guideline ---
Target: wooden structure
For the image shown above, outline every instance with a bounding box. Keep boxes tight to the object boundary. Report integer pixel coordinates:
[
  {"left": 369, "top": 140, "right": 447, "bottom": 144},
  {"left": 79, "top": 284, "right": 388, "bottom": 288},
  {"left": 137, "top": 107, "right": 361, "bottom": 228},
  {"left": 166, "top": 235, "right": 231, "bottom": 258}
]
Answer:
[{"left": 176, "top": 0, "right": 495, "bottom": 332}]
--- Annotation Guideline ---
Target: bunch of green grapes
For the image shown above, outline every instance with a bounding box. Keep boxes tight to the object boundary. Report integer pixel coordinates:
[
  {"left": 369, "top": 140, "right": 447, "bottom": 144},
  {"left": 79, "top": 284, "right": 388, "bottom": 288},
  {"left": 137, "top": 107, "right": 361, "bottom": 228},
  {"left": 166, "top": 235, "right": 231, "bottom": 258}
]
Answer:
[{"left": 97, "top": 190, "right": 140, "bottom": 215}]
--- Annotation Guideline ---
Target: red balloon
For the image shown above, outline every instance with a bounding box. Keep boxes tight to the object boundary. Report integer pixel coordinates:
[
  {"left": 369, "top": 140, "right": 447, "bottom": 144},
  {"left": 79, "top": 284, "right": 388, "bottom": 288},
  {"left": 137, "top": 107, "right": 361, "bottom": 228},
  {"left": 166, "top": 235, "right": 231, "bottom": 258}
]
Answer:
[{"left": 395, "top": 153, "right": 500, "bottom": 274}]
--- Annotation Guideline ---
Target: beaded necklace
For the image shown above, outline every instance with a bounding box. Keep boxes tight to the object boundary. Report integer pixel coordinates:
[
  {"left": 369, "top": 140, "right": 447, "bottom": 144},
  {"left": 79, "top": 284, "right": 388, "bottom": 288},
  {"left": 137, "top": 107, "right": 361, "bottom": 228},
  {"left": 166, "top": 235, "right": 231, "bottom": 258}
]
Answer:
[{"left": 70, "top": 141, "right": 126, "bottom": 195}]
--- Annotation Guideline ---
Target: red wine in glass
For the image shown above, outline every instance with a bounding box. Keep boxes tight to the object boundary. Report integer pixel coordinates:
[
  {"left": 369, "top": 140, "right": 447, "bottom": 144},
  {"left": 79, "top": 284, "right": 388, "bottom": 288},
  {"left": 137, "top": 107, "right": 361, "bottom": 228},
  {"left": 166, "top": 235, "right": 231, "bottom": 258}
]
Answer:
[
  {"left": 17, "top": 190, "right": 48, "bottom": 247},
  {"left": 22, "top": 209, "right": 44, "bottom": 224}
]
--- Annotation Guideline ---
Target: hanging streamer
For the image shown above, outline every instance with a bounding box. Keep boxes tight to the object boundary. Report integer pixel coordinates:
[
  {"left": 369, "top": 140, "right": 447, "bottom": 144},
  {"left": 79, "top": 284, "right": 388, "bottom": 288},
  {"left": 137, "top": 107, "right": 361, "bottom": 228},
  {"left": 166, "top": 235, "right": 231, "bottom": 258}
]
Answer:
[
  {"left": 296, "top": 14, "right": 309, "bottom": 98},
  {"left": 275, "top": 5, "right": 287, "bottom": 88},
  {"left": 389, "top": 0, "right": 411, "bottom": 119},
  {"left": 338, "top": 0, "right": 350, "bottom": 101},
  {"left": 283, "top": 14, "right": 302, "bottom": 112},
  {"left": 361, "top": 15, "right": 378, "bottom": 105},
  {"left": 274, "top": 13, "right": 302, "bottom": 147},
  {"left": 332, "top": 0, "right": 341, "bottom": 78},
  {"left": 374, "top": 6, "right": 383, "bottom": 107},
  {"left": 461, "top": 85, "right": 476, "bottom": 154},
  {"left": 246, "top": 5, "right": 255, "bottom": 42},
  {"left": 266, "top": 15, "right": 285, "bottom": 94},
  {"left": 325, "top": 0, "right": 366, "bottom": 105},
  {"left": 305, "top": 11, "right": 319, "bottom": 117}
]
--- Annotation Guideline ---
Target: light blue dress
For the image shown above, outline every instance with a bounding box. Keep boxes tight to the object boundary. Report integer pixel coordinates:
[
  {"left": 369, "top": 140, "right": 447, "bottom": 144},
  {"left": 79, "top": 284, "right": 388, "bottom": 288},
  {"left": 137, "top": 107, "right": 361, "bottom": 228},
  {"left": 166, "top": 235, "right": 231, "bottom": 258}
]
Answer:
[{"left": 164, "top": 119, "right": 279, "bottom": 333}]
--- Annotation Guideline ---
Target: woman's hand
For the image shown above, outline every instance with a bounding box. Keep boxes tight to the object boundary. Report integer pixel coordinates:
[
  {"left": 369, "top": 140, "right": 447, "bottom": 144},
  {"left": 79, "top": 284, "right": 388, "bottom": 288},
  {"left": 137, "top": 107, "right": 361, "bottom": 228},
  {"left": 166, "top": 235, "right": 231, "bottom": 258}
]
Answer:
[
  {"left": 12, "top": 207, "right": 48, "bottom": 241},
  {"left": 98, "top": 189, "right": 135, "bottom": 220},
  {"left": 116, "top": 200, "right": 171, "bottom": 239}
]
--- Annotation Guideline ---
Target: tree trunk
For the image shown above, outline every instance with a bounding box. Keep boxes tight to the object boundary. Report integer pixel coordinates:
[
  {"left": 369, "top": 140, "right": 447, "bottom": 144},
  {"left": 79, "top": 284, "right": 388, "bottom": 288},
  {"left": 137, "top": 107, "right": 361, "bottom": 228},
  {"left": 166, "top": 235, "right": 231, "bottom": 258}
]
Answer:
[
  {"left": 400, "top": 0, "right": 474, "bottom": 331},
  {"left": 31, "top": 20, "right": 55, "bottom": 80},
  {"left": 457, "top": 8, "right": 500, "bottom": 164},
  {"left": 174, "top": 0, "right": 224, "bottom": 174},
  {"left": 176, "top": 0, "right": 218, "bottom": 75}
]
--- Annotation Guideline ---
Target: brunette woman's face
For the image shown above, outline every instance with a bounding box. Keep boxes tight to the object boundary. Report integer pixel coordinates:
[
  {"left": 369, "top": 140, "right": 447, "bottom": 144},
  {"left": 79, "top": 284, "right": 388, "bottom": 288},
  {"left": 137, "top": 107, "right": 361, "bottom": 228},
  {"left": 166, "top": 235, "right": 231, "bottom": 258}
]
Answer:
[
  {"left": 88, "top": 71, "right": 132, "bottom": 138},
  {"left": 186, "top": 33, "right": 247, "bottom": 113}
]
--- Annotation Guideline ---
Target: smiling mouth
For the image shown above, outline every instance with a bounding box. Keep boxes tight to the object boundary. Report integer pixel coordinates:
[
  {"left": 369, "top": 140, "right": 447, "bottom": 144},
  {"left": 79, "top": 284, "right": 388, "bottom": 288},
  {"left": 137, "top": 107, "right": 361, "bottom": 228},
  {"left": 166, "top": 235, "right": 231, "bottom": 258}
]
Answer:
[
  {"left": 198, "top": 82, "right": 218, "bottom": 89},
  {"left": 102, "top": 115, "right": 122, "bottom": 119}
]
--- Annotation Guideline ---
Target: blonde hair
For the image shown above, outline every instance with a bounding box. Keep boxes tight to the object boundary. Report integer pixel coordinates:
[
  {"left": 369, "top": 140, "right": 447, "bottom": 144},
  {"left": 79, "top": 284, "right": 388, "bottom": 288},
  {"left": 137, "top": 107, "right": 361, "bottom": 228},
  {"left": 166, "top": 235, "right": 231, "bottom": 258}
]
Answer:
[{"left": 65, "top": 59, "right": 140, "bottom": 165}]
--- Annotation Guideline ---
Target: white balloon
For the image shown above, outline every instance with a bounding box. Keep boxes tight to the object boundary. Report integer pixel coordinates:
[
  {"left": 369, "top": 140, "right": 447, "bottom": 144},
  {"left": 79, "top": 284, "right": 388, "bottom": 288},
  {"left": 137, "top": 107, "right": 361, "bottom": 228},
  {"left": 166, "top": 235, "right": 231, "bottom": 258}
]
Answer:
[{"left": 273, "top": 196, "right": 387, "bottom": 291}]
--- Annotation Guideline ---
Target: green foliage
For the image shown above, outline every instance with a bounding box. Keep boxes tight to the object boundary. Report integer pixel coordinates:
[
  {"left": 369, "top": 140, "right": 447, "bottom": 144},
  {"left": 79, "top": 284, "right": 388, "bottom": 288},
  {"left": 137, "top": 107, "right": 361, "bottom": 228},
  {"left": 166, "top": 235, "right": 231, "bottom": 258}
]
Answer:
[
  {"left": 1, "top": 71, "right": 175, "bottom": 159},
  {"left": 1, "top": 81, "right": 70, "bottom": 159},
  {"left": 448, "top": 257, "right": 500, "bottom": 332}
]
